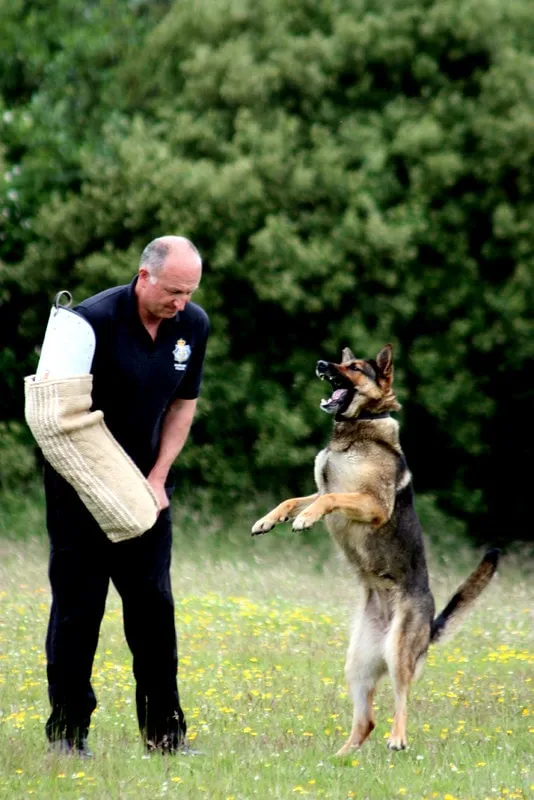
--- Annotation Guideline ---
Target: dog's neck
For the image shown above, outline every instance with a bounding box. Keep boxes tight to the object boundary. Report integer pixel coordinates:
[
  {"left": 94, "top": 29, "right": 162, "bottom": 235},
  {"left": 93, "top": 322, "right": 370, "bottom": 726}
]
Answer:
[{"left": 335, "top": 410, "right": 391, "bottom": 423}]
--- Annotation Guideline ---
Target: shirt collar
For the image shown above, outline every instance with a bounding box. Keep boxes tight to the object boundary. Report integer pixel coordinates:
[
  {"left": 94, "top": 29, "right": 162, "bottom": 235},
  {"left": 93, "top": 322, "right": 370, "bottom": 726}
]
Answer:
[{"left": 124, "top": 275, "right": 140, "bottom": 324}]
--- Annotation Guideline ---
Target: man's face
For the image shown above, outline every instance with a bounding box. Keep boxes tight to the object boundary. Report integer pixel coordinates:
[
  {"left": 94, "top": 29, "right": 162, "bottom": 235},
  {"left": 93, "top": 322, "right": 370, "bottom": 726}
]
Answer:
[{"left": 138, "top": 249, "right": 202, "bottom": 320}]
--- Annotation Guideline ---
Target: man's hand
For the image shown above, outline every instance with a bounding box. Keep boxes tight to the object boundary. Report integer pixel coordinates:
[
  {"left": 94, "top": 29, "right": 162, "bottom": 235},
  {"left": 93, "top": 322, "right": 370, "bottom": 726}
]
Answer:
[
  {"left": 147, "top": 473, "right": 170, "bottom": 512},
  {"left": 147, "top": 397, "right": 198, "bottom": 513}
]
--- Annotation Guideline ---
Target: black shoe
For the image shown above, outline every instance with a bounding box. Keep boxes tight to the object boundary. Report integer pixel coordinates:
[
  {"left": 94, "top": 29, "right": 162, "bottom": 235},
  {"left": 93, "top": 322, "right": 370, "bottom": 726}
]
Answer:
[
  {"left": 48, "top": 738, "right": 94, "bottom": 758},
  {"left": 75, "top": 739, "right": 94, "bottom": 759},
  {"left": 145, "top": 739, "right": 203, "bottom": 756}
]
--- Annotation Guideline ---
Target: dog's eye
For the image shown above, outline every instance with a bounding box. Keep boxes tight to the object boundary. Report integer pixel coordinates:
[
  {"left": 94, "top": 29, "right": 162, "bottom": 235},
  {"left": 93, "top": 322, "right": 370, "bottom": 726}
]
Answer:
[{"left": 348, "top": 364, "right": 360, "bottom": 372}]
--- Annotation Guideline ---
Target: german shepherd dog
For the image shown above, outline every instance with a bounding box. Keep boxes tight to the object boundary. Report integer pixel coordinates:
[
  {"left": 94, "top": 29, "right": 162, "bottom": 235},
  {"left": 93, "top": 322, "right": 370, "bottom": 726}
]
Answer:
[{"left": 252, "top": 344, "right": 499, "bottom": 753}]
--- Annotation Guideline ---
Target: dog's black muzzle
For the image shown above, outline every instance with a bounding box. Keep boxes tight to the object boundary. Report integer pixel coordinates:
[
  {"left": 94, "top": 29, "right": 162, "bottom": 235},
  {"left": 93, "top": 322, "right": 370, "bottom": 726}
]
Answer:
[
  {"left": 316, "top": 360, "right": 356, "bottom": 417},
  {"left": 316, "top": 360, "right": 339, "bottom": 380},
  {"left": 316, "top": 360, "right": 347, "bottom": 388}
]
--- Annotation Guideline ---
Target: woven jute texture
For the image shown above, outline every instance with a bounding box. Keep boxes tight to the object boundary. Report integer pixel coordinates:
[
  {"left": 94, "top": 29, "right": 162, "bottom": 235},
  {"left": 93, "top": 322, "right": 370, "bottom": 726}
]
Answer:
[{"left": 24, "top": 374, "right": 159, "bottom": 542}]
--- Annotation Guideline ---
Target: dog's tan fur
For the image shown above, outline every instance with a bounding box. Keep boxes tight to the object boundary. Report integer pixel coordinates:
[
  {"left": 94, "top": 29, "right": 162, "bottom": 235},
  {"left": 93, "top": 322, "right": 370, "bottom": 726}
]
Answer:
[{"left": 252, "top": 344, "right": 499, "bottom": 753}]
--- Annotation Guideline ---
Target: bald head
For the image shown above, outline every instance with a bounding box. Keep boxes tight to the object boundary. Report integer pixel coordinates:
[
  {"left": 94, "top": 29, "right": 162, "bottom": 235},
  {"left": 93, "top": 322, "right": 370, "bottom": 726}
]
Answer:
[{"left": 140, "top": 236, "right": 202, "bottom": 279}]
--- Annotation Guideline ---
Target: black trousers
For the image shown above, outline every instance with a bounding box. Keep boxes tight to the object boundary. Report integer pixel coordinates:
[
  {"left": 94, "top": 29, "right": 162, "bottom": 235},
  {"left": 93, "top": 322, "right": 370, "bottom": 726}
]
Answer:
[{"left": 44, "top": 466, "right": 186, "bottom": 749}]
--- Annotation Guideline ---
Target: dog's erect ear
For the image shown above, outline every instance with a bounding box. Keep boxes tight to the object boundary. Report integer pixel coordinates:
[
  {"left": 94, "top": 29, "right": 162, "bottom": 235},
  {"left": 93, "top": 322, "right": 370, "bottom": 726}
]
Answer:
[
  {"left": 376, "top": 344, "right": 393, "bottom": 378},
  {"left": 341, "top": 346, "right": 356, "bottom": 362}
]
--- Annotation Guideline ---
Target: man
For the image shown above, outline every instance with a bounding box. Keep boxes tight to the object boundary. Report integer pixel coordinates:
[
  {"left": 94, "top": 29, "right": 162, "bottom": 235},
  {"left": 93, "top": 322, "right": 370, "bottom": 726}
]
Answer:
[{"left": 43, "top": 235, "right": 209, "bottom": 757}]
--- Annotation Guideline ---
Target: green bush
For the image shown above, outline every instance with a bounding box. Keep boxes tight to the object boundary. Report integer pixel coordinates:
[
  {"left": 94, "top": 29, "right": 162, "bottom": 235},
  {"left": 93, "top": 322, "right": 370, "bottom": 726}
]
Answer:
[
  {"left": 1, "top": 0, "right": 533, "bottom": 544},
  {"left": 0, "top": 421, "right": 37, "bottom": 490}
]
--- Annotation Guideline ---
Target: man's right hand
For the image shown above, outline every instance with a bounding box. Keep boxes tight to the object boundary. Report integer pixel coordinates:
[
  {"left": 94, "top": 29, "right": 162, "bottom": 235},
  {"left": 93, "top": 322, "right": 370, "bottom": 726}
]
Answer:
[{"left": 147, "top": 473, "right": 170, "bottom": 513}]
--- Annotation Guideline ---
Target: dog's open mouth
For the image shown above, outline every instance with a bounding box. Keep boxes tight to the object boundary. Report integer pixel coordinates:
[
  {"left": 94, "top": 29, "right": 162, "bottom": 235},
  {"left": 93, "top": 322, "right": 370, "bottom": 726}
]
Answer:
[
  {"left": 320, "top": 386, "right": 354, "bottom": 414},
  {"left": 316, "top": 362, "right": 355, "bottom": 415}
]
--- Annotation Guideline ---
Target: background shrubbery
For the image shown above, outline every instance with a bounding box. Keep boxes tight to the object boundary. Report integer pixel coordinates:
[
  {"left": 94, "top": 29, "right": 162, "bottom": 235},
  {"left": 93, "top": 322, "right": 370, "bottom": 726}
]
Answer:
[{"left": 1, "top": 0, "right": 533, "bottom": 545}]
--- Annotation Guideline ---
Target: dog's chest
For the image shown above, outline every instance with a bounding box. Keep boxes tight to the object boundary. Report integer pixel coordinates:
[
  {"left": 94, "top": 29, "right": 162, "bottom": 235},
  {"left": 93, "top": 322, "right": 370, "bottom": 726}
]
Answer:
[
  {"left": 314, "top": 447, "right": 367, "bottom": 493},
  {"left": 314, "top": 446, "right": 387, "bottom": 570}
]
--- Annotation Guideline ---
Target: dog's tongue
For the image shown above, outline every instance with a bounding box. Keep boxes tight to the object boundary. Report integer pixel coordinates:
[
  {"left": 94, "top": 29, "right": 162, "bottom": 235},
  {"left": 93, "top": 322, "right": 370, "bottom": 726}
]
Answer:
[
  {"left": 331, "top": 389, "right": 347, "bottom": 401},
  {"left": 320, "top": 387, "right": 349, "bottom": 414}
]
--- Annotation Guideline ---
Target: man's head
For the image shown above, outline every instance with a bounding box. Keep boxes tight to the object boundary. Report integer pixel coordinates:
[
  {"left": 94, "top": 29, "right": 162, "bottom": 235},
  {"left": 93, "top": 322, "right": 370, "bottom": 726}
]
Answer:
[{"left": 136, "top": 235, "right": 202, "bottom": 320}]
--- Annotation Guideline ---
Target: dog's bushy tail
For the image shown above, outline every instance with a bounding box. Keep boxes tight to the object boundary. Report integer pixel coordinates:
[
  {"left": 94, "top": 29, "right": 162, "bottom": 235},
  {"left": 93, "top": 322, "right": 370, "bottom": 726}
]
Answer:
[{"left": 430, "top": 549, "right": 500, "bottom": 644}]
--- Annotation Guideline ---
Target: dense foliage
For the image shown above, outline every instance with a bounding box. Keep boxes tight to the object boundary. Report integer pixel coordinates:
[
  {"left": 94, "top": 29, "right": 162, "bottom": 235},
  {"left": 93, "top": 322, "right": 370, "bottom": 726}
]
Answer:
[{"left": 1, "top": 0, "right": 533, "bottom": 544}]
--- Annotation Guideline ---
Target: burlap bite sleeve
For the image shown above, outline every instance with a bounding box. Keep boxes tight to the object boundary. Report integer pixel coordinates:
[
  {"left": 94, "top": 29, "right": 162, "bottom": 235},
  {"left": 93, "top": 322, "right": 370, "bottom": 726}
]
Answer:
[{"left": 24, "top": 374, "right": 160, "bottom": 542}]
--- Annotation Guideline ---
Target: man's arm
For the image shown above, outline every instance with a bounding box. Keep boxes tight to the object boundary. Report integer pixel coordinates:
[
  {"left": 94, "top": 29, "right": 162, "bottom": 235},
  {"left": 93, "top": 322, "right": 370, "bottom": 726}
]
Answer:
[{"left": 147, "top": 397, "right": 198, "bottom": 511}]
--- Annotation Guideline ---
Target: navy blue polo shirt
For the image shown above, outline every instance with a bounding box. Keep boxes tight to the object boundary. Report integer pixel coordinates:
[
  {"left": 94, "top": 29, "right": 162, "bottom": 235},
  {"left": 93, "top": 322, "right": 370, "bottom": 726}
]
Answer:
[{"left": 73, "top": 276, "right": 209, "bottom": 476}]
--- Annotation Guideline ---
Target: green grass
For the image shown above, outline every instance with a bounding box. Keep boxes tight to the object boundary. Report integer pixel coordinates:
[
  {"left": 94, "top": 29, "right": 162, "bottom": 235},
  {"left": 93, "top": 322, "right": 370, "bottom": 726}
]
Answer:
[{"left": 0, "top": 492, "right": 532, "bottom": 799}]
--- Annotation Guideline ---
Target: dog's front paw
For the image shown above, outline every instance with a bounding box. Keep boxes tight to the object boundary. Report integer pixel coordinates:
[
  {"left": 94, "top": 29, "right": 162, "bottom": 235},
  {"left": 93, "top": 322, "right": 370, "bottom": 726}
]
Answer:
[
  {"left": 292, "top": 511, "right": 319, "bottom": 531},
  {"left": 251, "top": 516, "right": 275, "bottom": 536}
]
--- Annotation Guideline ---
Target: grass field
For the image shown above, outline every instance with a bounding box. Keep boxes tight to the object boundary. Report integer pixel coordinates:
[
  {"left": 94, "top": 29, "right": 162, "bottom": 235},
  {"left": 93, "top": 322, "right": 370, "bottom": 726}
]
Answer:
[{"left": 0, "top": 495, "right": 532, "bottom": 799}]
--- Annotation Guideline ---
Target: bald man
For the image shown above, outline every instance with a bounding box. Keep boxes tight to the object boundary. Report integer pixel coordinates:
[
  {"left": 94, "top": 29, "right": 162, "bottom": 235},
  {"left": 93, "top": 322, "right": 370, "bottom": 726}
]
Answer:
[{"left": 44, "top": 236, "right": 209, "bottom": 756}]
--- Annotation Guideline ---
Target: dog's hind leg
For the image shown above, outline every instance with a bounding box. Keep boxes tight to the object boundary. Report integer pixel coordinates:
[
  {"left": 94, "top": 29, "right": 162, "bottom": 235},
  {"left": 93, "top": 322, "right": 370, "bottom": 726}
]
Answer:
[
  {"left": 252, "top": 494, "right": 319, "bottom": 535},
  {"left": 336, "top": 592, "right": 387, "bottom": 755},
  {"left": 387, "top": 675, "right": 411, "bottom": 750},
  {"left": 385, "top": 609, "right": 430, "bottom": 751},
  {"left": 336, "top": 682, "right": 378, "bottom": 756}
]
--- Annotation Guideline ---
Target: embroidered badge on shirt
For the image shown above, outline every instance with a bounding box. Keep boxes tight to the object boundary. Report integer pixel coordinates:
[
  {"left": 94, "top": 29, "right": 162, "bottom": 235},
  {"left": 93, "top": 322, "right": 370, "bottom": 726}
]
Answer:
[{"left": 173, "top": 338, "right": 191, "bottom": 371}]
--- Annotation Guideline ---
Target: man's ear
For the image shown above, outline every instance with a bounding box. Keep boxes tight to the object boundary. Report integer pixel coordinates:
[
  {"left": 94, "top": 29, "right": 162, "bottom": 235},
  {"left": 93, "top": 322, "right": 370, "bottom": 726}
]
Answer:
[
  {"left": 376, "top": 344, "right": 393, "bottom": 379},
  {"left": 341, "top": 346, "right": 356, "bottom": 362}
]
